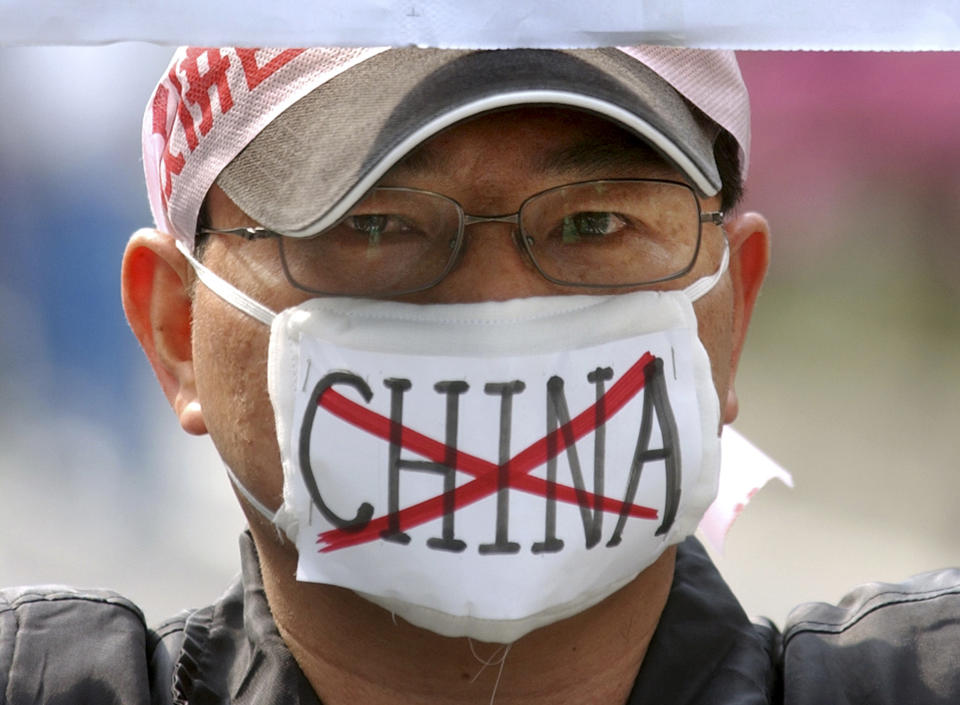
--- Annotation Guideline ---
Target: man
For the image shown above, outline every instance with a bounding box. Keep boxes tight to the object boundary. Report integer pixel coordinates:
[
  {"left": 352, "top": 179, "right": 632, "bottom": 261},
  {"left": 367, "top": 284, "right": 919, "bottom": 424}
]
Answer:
[{"left": 2, "top": 46, "right": 957, "bottom": 705}]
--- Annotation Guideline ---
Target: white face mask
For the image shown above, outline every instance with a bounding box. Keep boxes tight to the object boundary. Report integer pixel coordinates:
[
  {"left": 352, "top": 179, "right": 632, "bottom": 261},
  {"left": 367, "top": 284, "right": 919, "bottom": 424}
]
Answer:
[{"left": 179, "top": 240, "right": 728, "bottom": 644}]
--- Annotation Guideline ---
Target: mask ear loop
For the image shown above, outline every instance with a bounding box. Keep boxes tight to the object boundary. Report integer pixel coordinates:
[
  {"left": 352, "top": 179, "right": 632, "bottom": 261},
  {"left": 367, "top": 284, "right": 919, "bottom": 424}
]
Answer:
[
  {"left": 222, "top": 461, "right": 281, "bottom": 524},
  {"left": 175, "top": 239, "right": 288, "bottom": 538},
  {"left": 175, "top": 239, "right": 277, "bottom": 326},
  {"left": 224, "top": 460, "right": 293, "bottom": 544},
  {"left": 682, "top": 235, "right": 729, "bottom": 303}
]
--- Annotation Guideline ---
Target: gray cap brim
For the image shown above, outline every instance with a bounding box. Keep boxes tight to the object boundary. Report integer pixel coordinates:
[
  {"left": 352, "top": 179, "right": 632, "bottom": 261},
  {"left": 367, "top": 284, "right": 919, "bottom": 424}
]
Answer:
[{"left": 217, "top": 48, "right": 721, "bottom": 238}]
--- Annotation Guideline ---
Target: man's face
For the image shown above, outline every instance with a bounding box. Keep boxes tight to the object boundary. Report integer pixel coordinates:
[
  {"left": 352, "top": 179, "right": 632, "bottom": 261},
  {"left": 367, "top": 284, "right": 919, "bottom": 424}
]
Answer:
[{"left": 186, "top": 107, "right": 746, "bottom": 526}]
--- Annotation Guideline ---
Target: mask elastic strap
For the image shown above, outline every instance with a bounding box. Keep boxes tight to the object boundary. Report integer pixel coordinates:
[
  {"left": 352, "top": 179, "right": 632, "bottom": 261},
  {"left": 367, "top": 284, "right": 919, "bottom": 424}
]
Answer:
[
  {"left": 682, "top": 237, "right": 729, "bottom": 303},
  {"left": 222, "top": 461, "right": 280, "bottom": 524},
  {"left": 176, "top": 239, "right": 277, "bottom": 326}
]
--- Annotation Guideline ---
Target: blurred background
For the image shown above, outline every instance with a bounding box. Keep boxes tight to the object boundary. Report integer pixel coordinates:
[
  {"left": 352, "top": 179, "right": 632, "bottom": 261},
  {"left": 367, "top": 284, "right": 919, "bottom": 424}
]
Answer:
[{"left": 0, "top": 46, "right": 957, "bottom": 626}]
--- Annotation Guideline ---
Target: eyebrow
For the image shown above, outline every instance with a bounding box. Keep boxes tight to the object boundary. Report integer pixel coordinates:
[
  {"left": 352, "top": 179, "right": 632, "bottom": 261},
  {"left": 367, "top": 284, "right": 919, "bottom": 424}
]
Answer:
[
  {"left": 534, "top": 137, "right": 674, "bottom": 177},
  {"left": 392, "top": 134, "right": 676, "bottom": 180}
]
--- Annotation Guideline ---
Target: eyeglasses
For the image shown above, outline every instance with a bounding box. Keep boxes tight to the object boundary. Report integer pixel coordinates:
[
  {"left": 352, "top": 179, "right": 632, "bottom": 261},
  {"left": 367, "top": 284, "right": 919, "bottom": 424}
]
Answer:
[{"left": 197, "top": 179, "right": 724, "bottom": 297}]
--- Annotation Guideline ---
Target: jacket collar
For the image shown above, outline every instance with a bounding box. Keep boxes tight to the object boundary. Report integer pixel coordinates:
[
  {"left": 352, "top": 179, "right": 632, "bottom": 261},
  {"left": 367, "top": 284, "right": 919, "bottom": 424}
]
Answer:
[{"left": 173, "top": 533, "right": 778, "bottom": 704}]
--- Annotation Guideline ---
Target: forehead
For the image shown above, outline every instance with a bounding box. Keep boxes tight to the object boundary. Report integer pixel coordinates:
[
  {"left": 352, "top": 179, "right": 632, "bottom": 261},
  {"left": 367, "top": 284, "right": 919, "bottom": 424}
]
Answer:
[{"left": 385, "top": 106, "right": 676, "bottom": 184}]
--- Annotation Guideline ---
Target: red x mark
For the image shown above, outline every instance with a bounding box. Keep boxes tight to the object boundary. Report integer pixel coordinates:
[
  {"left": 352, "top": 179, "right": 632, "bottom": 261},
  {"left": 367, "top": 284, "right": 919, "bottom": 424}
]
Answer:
[{"left": 315, "top": 353, "right": 659, "bottom": 552}]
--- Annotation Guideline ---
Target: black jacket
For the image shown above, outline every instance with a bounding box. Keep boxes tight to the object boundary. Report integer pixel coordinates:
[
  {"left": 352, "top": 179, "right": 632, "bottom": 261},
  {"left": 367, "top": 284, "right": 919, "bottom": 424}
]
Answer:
[{"left": 2, "top": 533, "right": 958, "bottom": 704}]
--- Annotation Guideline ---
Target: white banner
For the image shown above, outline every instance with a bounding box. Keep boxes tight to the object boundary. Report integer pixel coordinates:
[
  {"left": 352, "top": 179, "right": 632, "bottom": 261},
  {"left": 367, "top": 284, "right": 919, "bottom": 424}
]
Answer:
[{"left": 2, "top": 0, "right": 959, "bottom": 49}]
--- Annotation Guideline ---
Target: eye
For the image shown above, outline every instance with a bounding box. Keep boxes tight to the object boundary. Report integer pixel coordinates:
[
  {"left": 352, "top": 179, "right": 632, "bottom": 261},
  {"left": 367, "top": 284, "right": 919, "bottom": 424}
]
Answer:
[
  {"left": 558, "top": 212, "right": 629, "bottom": 243},
  {"left": 343, "top": 214, "right": 416, "bottom": 244}
]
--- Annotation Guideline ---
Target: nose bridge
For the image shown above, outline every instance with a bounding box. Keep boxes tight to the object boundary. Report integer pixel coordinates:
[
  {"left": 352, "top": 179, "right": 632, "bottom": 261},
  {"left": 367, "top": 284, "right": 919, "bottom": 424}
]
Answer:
[
  {"left": 432, "top": 210, "right": 549, "bottom": 302},
  {"left": 462, "top": 212, "right": 521, "bottom": 229},
  {"left": 458, "top": 210, "right": 529, "bottom": 262}
]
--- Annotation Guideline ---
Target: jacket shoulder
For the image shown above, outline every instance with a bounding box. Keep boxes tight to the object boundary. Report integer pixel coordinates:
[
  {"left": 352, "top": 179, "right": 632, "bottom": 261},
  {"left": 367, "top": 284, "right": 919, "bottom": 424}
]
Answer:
[
  {"left": 0, "top": 585, "right": 154, "bottom": 705},
  {"left": 781, "top": 567, "right": 960, "bottom": 705}
]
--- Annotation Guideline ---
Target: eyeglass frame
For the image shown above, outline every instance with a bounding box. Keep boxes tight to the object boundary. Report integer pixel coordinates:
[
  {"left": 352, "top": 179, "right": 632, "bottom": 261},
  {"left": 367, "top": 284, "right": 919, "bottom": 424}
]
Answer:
[{"left": 196, "top": 178, "right": 725, "bottom": 297}]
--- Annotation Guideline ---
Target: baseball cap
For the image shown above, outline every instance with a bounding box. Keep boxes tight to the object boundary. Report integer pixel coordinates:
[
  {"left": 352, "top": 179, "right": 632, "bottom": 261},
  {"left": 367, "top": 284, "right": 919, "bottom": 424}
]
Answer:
[{"left": 143, "top": 47, "right": 749, "bottom": 248}]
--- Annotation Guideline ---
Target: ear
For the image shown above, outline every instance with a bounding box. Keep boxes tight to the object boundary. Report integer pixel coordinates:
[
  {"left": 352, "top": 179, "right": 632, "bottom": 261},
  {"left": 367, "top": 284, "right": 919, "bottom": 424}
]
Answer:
[
  {"left": 722, "top": 212, "right": 771, "bottom": 424},
  {"left": 121, "top": 228, "right": 207, "bottom": 435}
]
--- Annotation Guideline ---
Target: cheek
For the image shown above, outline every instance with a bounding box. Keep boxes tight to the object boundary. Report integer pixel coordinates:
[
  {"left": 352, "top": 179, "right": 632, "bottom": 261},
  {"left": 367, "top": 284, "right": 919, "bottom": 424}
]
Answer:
[
  {"left": 693, "top": 279, "right": 735, "bottom": 406},
  {"left": 192, "top": 291, "right": 284, "bottom": 499}
]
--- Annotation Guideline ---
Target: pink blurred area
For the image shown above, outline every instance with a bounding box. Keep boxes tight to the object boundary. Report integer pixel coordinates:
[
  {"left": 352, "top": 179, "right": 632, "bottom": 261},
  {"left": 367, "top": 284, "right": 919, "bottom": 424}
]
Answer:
[
  {"left": 742, "top": 51, "right": 960, "bottom": 187},
  {"left": 737, "top": 51, "right": 960, "bottom": 272}
]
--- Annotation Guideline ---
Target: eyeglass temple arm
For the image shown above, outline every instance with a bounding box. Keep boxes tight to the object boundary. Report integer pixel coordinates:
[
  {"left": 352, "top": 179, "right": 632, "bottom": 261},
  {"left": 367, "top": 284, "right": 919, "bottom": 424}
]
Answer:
[
  {"left": 196, "top": 226, "right": 275, "bottom": 240},
  {"left": 701, "top": 211, "right": 724, "bottom": 226}
]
